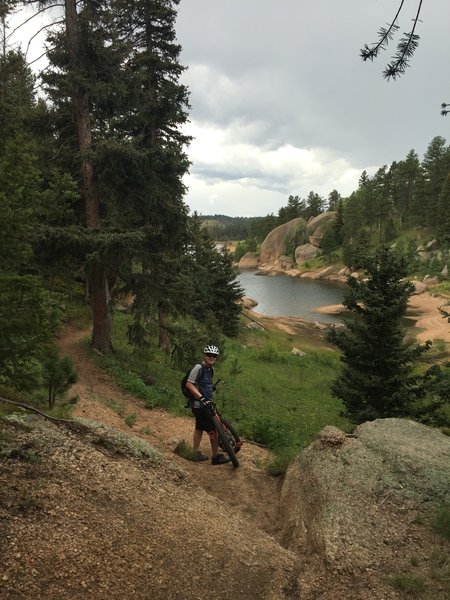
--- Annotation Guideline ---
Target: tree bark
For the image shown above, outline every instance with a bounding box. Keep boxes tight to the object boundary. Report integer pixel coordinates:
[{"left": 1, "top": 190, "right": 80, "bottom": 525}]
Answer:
[
  {"left": 89, "top": 262, "right": 112, "bottom": 353},
  {"left": 158, "top": 305, "right": 170, "bottom": 353},
  {"left": 64, "top": 0, "right": 111, "bottom": 352}
]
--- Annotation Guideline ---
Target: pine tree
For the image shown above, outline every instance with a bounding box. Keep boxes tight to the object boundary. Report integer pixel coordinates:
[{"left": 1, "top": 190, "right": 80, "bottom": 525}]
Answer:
[
  {"left": 419, "top": 136, "right": 450, "bottom": 229},
  {"left": 186, "top": 218, "right": 243, "bottom": 338},
  {"left": 35, "top": 0, "right": 191, "bottom": 353},
  {"left": 327, "top": 247, "right": 430, "bottom": 423},
  {"left": 394, "top": 149, "right": 420, "bottom": 226},
  {"left": 0, "top": 51, "right": 57, "bottom": 391},
  {"left": 327, "top": 189, "right": 341, "bottom": 211},
  {"left": 437, "top": 173, "right": 450, "bottom": 245}
]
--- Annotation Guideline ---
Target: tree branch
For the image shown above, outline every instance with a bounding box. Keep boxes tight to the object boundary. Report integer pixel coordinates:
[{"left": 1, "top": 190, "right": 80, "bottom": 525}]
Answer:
[
  {"left": 25, "top": 19, "right": 63, "bottom": 57},
  {"left": 360, "top": 0, "right": 405, "bottom": 61},
  {"left": 0, "top": 397, "right": 90, "bottom": 432},
  {"left": 5, "top": 3, "right": 64, "bottom": 42},
  {"left": 383, "top": 0, "right": 423, "bottom": 80}
]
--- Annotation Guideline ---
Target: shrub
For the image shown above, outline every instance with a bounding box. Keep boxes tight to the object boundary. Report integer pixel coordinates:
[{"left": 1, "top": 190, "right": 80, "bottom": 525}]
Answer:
[
  {"left": 125, "top": 414, "right": 137, "bottom": 428},
  {"left": 432, "top": 503, "right": 450, "bottom": 540},
  {"left": 247, "top": 415, "right": 294, "bottom": 449},
  {"left": 387, "top": 573, "right": 427, "bottom": 594},
  {"left": 257, "top": 343, "right": 286, "bottom": 363}
]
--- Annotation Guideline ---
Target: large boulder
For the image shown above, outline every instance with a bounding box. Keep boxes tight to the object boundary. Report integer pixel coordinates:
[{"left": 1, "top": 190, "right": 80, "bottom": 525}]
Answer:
[
  {"left": 240, "top": 296, "right": 258, "bottom": 309},
  {"left": 280, "top": 419, "right": 450, "bottom": 596},
  {"left": 259, "top": 217, "right": 307, "bottom": 264},
  {"left": 238, "top": 252, "right": 259, "bottom": 269},
  {"left": 295, "top": 243, "right": 321, "bottom": 264},
  {"left": 305, "top": 211, "right": 337, "bottom": 235},
  {"left": 306, "top": 212, "right": 337, "bottom": 248}
]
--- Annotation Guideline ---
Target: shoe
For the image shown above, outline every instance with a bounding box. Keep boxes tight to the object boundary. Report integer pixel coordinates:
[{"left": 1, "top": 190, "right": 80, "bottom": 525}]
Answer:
[
  {"left": 211, "top": 453, "right": 230, "bottom": 465},
  {"left": 192, "top": 451, "right": 208, "bottom": 462}
]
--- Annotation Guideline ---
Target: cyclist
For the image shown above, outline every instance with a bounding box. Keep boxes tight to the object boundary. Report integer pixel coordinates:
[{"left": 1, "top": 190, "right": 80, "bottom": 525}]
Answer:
[{"left": 185, "top": 345, "right": 230, "bottom": 465}]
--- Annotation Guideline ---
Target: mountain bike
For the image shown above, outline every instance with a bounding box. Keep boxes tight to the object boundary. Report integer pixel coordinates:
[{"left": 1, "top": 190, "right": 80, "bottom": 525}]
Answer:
[{"left": 207, "top": 403, "right": 242, "bottom": 468}]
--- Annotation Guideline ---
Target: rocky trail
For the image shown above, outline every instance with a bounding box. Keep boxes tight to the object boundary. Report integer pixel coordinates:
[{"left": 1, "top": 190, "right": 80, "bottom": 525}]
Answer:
[
  {"left": 1, "top": 326, "right": 300, "bottom": 600},
  {"left": 59, "top": 326, "right": 282, "bottom": 539},
  {"left": 2, "top": 296, "right": 448, "bottom": 599}
]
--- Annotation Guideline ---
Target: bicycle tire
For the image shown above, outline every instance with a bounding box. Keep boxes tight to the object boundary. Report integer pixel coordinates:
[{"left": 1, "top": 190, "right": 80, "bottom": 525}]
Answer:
[
  {"left": 212, "top": 414, "right": 240, "bottom": 468},
  {"left": 219, "top": 418, "right": 242, "bottom": 454}
]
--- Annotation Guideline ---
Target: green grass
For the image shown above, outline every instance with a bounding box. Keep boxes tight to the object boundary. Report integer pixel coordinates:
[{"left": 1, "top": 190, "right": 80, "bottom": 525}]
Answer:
[
  {"left": 432, "top": 503, "right": 450, "bottom": 540},
  {"left": 428, "top": 281, "right": 450, "bottom": 298},
  {"left": 173, "top": 439, "right": 199, "bottom": 461},
  {"left": 88, "top": 312, "right": 351, "bottom": 474},
  {"left": 387, "top": 573, "right": 428, "bottom": 595}
]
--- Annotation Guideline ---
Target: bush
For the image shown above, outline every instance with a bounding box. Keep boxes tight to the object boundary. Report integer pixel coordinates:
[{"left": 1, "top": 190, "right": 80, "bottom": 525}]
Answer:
[
  {"left": 387, "top": 573, "right": 427, "bottom": 594},
  {"left": 432, "top": 503, "right": 450, "bottom": 540},
  {"left": 256, "top": 343, "right": 287, "bottom": 363},
  {"left": 247, "top": 415, "right": 294, "bottom": 449}
]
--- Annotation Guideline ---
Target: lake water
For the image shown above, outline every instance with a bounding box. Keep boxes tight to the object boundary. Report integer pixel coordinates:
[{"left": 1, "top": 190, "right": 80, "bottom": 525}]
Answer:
[{"left": 237, "top": 270, "right": 346, "bottom": 324}]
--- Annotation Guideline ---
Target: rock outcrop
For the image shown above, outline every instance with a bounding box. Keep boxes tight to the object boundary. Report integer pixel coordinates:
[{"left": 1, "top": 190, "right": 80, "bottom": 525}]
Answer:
[
  {"left": 259, "top": 217, "right": 306, "bottom": 264},
  {"left": 294, "top": 243, "right": 321, "bottom": 263},
  {"left": 258, "top": 213, "right": 337, "bottom": 269},
  {"left": 306, "top": 212, "right": 337, "bottom": 247},
  {"left": 238, "top": 252, "right": 259, "bottom": 269},
  {"left": 280, "top": 418, "right": 450, "bottom": 597}
]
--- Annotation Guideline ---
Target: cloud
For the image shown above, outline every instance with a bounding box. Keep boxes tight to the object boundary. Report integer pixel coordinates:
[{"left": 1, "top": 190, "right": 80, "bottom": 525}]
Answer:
[
  {"left": 176, "top": 1, "right": 450, "bottom": 216},
  {"left": 183, "top": 121, "right": 376, "bottom": 216}
]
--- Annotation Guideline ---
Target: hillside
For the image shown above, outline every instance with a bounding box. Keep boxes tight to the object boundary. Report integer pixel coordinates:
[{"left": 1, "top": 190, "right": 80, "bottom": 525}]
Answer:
[{"left": 1, "top": 319, "right": 449, "bottom": 599}]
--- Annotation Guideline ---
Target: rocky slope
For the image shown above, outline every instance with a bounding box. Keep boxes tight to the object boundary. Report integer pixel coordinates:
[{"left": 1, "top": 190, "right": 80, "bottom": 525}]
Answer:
[{"left": 1, "top": 324, "right": 449, "bottom": 599}]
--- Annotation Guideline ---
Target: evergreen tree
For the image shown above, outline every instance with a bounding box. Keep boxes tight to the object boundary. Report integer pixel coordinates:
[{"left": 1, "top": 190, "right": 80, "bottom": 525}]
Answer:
[
  {"left": 305, "top": 191, "right": 325, "bottom": 219},
  {"left": 332, "top": 199, "right": 345, "bottom": 245},
  {"left": 320, "top": 226, "right": 339, "bottom": 263},
  {"left": 419, "top": 136, "right": 450, "bottom": 229},
  {"left": 358, "top": 170, "right": 369, "bottom": 188},
  {"left": 394, "top": 150, "right": 420, "bottom": 226},
  {"left": 327, "top": 247, "right": 430, "bottom": 423},
  {"left": 187, "top": 219, "right": 243, "bottom": 337},
  {"left": 0, "top": 51, "right": 57, "bottom": 391},
  {"left": 278, "top": 195, "right": 305, "bottom": 224},
  {"left": 37, "top": 0, "right": 191, "bottom": 353},
  {"left": 437, "top": 173, "right": 450, "bottom": 245},
  {"left": 327, "top": 189, "right": 341, "bottom": 211}
]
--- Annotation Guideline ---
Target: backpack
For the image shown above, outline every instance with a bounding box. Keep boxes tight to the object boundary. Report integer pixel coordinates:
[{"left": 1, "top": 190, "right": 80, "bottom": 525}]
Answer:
[{"left": 181, "top": 364, "right": 212, "bottom": 403}]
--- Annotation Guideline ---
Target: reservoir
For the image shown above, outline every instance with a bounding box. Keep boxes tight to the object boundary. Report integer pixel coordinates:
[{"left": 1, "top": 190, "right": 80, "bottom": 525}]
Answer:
[{"left": 237, "top": 270, "right": 346, "bottom": 324}]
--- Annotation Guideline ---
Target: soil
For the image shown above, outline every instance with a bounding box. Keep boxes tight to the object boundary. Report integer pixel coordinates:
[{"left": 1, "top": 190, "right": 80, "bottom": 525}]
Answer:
[
  {"left": 1, "top": 292, "right": 447, "bottom": 599},
  {"left": 61, "top": 327, "right": 282, "bottom": 539}
]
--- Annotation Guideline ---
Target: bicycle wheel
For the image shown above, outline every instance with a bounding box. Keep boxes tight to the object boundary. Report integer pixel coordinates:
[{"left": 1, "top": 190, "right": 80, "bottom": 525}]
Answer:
[
  {"left": 212, "top": 414, "right": 239, "bottom": 468},
  {"left": 219, "top": 418, "right": 242, "bottom": 454}
]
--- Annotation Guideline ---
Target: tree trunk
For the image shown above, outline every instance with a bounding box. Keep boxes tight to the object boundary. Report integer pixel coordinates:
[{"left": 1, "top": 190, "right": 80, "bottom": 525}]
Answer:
[
  {"left": 65, "top": 0, "right": 111, "bottom": 352},
  {"left": 158, "top": 305, "right": 170, "bottom": 353},
  {"left": 89, "top": 262, "right": 112, "bottom": 354}
]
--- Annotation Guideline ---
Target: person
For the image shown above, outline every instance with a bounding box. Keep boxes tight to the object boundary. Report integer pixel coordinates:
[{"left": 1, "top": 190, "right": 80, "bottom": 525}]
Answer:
[{"left": 185, "top": 345, "right": 230, "bottom": 465}]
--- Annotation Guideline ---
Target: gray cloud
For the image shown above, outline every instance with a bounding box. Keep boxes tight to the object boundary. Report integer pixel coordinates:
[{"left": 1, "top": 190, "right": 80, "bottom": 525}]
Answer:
[{"left": 180, "top": 1, "right": 450, "bottom": 215}]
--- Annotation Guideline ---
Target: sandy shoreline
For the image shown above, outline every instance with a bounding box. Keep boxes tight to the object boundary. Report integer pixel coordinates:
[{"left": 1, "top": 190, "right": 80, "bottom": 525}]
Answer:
[
  {"left": 246, "top": 292, "right": 450, "bottom": 343},
  {"left": 314, "top": 293, "right": 450, "bottom": 342}
]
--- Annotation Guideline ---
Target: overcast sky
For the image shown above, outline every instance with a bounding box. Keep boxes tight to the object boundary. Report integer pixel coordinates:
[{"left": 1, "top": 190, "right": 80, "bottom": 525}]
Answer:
[{"left": 174, "top": 0, "right": 450, "bottom": 217}]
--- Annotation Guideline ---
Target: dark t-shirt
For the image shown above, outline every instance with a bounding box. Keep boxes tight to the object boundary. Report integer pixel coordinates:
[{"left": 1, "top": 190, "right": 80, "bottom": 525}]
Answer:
[{"left": 187, "top": 362, "right": 214, "bottom": 400}]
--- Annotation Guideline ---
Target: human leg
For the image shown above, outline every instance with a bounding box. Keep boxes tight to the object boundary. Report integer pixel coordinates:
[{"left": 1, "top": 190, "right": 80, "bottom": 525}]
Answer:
[
  {"left": 208, "top": 430, "right": 230, "bottom": 465},
  {"left": 192, "top": 428, "right": 203, "bottom": 451}
]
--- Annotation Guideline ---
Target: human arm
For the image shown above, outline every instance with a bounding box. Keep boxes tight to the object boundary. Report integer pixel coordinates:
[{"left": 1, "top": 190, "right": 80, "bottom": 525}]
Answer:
[{"left": 185, "top": 380, "right": 204, "bottom": 401}]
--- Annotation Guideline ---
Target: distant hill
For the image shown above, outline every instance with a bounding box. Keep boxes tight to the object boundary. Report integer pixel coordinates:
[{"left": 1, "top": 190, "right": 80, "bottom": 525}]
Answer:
[{"left": 200, "top": 214, "right": 265, "bottom": 241}]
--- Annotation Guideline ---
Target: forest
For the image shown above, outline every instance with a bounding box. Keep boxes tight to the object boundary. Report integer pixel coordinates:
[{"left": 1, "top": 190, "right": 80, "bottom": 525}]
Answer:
[
  {"left": 205, "top": 138, "right": 450, "bottom": 264},
  {"left": 1, "top": 0, "right": 243, "bottom": 404},
  {"left": 1, "top": 0, "right": 449, "bottom": 437}
]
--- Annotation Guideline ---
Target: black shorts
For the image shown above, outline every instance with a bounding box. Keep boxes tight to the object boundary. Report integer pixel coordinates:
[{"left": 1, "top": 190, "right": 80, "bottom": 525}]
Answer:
[{"left": 191, "top": 402, "right": 215, "bottom": 433}]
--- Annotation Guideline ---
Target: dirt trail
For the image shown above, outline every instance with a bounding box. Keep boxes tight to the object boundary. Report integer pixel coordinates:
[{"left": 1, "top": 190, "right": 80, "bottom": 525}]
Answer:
[{"left": 58, "top": 326, "right": 282, "bottom": 538}]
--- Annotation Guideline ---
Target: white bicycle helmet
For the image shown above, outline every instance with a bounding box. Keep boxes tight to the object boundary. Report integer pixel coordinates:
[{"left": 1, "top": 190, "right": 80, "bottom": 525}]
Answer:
[{"left": 204, "top": 344, "right": 219, "bottom": 356}]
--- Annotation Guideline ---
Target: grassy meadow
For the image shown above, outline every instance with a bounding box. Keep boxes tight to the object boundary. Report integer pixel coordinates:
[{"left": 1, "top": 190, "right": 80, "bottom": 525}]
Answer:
[{"left": 90, "top": 311, "right": 351, "bottom": 473}]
